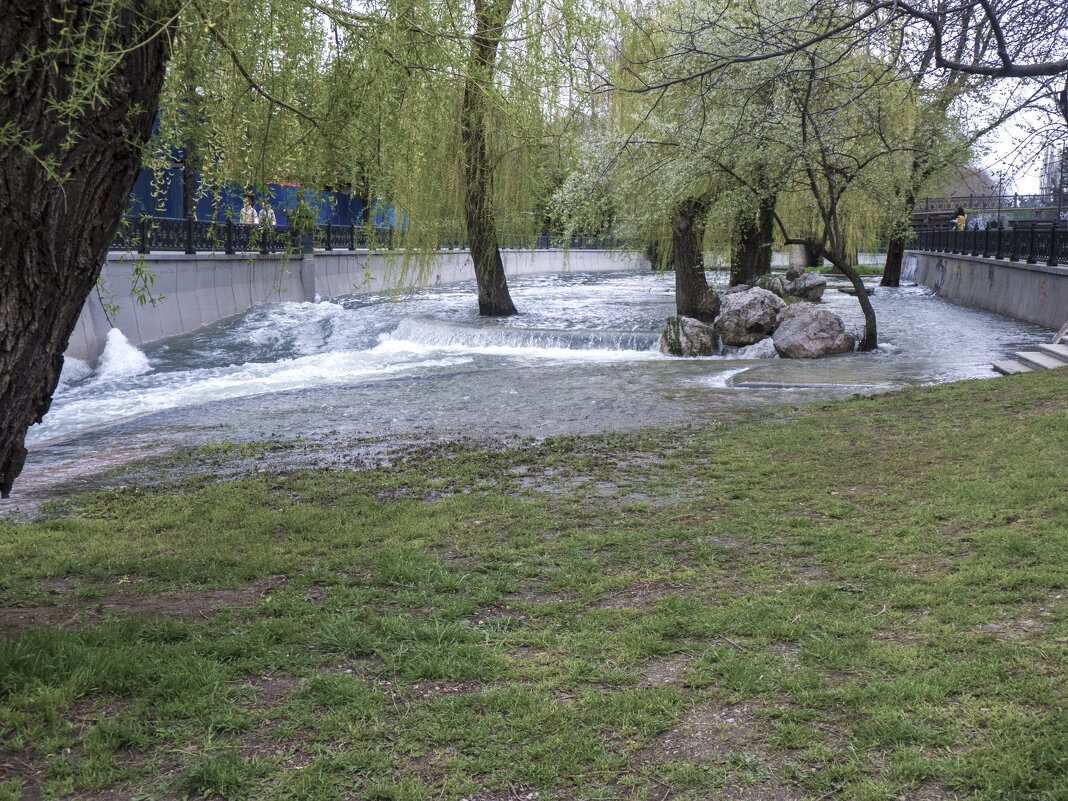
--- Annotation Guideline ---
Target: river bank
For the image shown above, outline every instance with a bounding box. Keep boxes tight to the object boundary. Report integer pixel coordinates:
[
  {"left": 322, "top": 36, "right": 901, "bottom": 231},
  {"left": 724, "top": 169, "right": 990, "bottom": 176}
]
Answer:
[{"left": 1, "top": 370, "right": 1065, "bottom": 800}]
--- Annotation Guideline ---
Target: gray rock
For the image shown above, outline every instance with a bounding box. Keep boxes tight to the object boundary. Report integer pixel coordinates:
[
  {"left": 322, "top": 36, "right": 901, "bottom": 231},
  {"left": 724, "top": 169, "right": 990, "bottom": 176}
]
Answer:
[
  {"left": 723, "top": 283, "right": 749, "bottom": 294},
  {"left": 750, "top": 274, "right": 785, "bottom": 298},
  {"left": 772, "top": 302, "right": 855, "bottom": 358},
  {"left": 731, "top": 337, "right": 778, "bottom": 359},
  {"left": 784, "top": 271, "right": 827, "bottom": 301},
  {"left": 659, "top": 315, "right": 718, "bottom": 356},
  {"left": 714, "top": 288, "right": 786, "bottom": 346}
]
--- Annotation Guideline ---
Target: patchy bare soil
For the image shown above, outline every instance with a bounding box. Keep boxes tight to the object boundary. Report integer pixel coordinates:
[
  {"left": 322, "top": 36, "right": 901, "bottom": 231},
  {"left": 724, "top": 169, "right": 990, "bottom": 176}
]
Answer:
[{"left": 0, "top": 575, "right": 289, "bottom": 637}]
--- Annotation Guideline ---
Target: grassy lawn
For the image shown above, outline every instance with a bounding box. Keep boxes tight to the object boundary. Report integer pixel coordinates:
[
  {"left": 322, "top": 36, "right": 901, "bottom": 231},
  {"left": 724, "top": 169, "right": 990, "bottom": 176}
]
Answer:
[{"left": 1, "top": 370, "right": 1065, "bottom": 801}]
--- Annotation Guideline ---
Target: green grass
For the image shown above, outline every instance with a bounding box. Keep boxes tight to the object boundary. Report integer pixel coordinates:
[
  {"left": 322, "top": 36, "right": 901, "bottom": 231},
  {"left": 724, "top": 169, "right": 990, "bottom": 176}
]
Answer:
[
  {"left": 1, "top": 370, "right": 1066, "bottom": 800},
  {"left": 816, "top": 263, "right": 885, "bottom": 275}
]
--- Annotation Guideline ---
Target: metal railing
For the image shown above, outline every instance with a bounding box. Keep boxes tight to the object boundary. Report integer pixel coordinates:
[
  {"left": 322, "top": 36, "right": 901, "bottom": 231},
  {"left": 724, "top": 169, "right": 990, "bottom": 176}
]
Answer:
[
  {"left": 913, "top": 193, "right": 1068, "bottom": 215},
  {"left": 109, "top": 215, "right": 623, "bottom": 255},
  {"left": 911, "top": 221, "right": 1068, "bottom": 266}
]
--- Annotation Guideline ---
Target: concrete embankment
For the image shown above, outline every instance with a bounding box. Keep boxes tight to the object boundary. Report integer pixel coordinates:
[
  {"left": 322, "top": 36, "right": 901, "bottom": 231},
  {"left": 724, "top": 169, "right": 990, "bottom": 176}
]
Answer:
[
  {"left": 905, "top": 251, "right": 1066, "bottom": 330},
  {"left": 67, "top": 248, "right": 646, "bottom": 365}
]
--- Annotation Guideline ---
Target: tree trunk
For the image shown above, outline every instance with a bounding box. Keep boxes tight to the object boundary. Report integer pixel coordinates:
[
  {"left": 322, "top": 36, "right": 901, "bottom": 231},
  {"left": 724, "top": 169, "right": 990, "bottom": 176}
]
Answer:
[
  {"left": 0, "top": 1, "right": 174, "bottom": 497},
  {"left": 461, "top": 0, "right": 518, "bottom": 317},
  {"left": 882, "top": 186, "right": 916, "bottom": 287},
  {"left": 673, "top": 198, "right": 720, "bottom": 322},
  {"left": 804, "top": 243, "right": 820, "bottom": 268},
  {"left": 822, "top": 250, "right": 878, "bottom": 351},
  {"left": 729, "top": 193, "right": 776, "bottom": 286},
  {"left": 882, "top": 233, "right": 905, "bottom": 287}
]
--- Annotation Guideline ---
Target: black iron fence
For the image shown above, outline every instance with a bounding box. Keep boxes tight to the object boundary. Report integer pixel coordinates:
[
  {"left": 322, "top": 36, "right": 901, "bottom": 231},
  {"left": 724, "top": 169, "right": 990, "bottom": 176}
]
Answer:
[
  {"left": 110, "top": 215, "right": 623, "bottom": 255},
  {"left": 911, "top": 221, "right": 1068, "bottom": 266}
]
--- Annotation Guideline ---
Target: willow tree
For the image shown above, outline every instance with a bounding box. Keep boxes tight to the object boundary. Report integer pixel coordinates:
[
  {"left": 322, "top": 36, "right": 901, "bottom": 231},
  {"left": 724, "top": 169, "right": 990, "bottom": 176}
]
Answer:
[
  {"left": 0, "top": 0, "right": 177, "bottom": 497},
  {"left": 460, "top": 0, "right": 518, "bottom": 315},
  {"left": 0, "top": 0, "right": 609, "bottom": 496}
]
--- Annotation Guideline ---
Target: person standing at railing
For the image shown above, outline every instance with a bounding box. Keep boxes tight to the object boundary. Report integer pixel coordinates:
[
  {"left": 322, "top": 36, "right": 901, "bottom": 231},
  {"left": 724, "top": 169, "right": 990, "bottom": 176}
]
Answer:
[
  {"left": 240, "top": 197, "right": 259, "bottom": 225},
  {"left": 260, "top": 200, "right": 276, "bottom": 227},
  {"left": 954, "top": 206, "right": 966, "bottom": 231}
]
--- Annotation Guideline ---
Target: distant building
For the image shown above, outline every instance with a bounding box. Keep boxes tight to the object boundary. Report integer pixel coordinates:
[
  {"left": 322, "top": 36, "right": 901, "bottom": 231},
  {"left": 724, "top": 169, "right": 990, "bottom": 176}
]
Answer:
[{"left": 1040, "top": 145, "right": 1067, "bottom": 196}]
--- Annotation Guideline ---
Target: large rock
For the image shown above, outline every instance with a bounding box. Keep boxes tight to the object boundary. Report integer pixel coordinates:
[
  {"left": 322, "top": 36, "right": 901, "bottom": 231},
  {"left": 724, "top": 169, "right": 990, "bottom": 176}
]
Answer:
[
  {"left": 659, "top": 315, "right": 718, "bottom": 356},
  {"left": 714, "top": 287, "right": 786, "bottom": 346},
  {"left": 772, "top": 302, "right": 855, "bottom": 358},
  {"left": 784, "top": 271, "right": 827, "bottom": 301},
  {"left": 749, "top": 274, "right": 785, "bottom": 298}
]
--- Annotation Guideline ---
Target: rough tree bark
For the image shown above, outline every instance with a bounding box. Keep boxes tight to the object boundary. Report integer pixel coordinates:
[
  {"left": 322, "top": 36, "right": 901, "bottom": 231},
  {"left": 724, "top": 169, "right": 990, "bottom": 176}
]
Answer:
[
  {"left": 0, "top": 0, "right": 175, "bottom": 497},
  {"left": 461, "top": 0, "right": 518, "bottom": 317},
  {"left": 672, "top": 197, "right": 720, "bottom": 322},
  {"left": 812, "top": 243, "right": 878, "bottom": 350},
  {"left": 882, "top": 220, "right": 910, "bottom": 287},
  {"left": 729, "top": 192, "right": 776, "bottom": 286}
]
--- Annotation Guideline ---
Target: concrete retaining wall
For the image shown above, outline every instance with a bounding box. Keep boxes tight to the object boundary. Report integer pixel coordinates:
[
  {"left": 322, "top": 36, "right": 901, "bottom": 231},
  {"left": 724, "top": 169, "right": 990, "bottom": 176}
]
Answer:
[
  {"left": 67, "top": 248, "right": 647, "bottom": 365},
  {"left": 905, "top": 251, "right": 1067, "bottom": 330}
]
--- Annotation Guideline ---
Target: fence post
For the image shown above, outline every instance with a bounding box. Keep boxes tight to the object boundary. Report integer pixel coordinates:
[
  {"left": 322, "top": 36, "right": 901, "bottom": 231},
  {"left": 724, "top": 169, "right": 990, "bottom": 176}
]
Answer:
[
  {"left": 226, "top": 219, "right": 234, "bottom": 255},
  {"left": 325, "top": 222, "right": 332, "bottom": 251},
  {"left": 349, "top": 224, "right": 355, "bottom": 251},
  {"left": 1026, "top": 222, "right": 1037, "bottom": 263},
  {"left": 185, "top": 216, "right": 195, "bottom": 255},
  {"left": 139, "top": 217, "right": 150, "bottom": 254},
  {"left": 1048, "top": 223, "right": 1059, "bottom": 267}
]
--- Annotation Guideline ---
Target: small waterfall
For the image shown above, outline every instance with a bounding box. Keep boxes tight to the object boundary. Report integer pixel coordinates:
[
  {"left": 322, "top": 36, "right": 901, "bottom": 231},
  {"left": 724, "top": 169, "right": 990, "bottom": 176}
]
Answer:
[{"left": 382, "top": 316, "right": 660, "bottom": 356}]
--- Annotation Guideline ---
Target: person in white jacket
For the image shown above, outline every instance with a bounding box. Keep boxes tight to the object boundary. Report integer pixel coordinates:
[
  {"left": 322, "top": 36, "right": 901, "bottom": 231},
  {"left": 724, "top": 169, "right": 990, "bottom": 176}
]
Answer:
[
  {"left": 240, "top": 198, "right": 259, "bottom": 225},
  {"left": 260, "top": 200, "right": 276, "bottom": 227}
]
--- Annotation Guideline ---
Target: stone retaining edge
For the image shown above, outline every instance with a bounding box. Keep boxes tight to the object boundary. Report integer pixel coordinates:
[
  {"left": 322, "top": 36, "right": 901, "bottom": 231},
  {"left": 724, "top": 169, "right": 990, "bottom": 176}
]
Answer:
[{"left": 65, "top": 249, "right": 648, "bottom": 366}]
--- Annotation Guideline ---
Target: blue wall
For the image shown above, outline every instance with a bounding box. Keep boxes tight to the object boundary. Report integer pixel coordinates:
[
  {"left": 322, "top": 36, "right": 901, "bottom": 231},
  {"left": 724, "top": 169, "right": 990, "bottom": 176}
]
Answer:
[{"left": 126, "top": 167, "right": 375, "bottom": 227}]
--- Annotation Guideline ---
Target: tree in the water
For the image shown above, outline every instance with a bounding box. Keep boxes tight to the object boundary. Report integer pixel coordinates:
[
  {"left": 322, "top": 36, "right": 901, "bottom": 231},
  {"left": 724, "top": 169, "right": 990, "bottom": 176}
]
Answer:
[
  {"left": 670, "top": 196, "right": 720, "bottom": 322},
  {"left": 462, "top": 0, "right": 518, "bottom": 316},
  {"left": 0, "top": 0, "right": 177, "bottom": 497}
]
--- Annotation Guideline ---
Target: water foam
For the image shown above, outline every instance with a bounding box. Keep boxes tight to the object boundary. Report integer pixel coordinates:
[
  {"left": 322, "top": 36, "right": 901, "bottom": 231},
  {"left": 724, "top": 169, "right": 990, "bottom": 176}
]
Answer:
[
  {"left": 380, "top": 317, "right": 661, "bottom": 361},
  {"left": 95, "top": 329, "right": 151, "bottom": 381},
  {"left": 57, "top": 357, "right": 93, "bottom": 390}
]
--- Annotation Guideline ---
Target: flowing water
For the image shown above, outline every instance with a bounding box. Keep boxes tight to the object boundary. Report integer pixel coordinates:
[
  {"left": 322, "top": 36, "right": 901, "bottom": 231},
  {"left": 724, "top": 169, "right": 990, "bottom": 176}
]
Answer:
[{"left": 5, "top": 267, "right": 1052, "bottom": 505}]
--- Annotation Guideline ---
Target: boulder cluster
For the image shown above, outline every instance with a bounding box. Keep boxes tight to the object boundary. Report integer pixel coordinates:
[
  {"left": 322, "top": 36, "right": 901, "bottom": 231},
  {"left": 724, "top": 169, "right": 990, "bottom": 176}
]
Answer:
[{"left": 659, "top": 271, "right": 855, "bottom": 359}]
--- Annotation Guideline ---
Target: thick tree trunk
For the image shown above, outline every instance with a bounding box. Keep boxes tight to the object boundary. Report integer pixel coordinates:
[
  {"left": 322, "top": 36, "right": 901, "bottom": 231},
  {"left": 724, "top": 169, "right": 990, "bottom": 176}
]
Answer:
[
  {"left": 882, "top": 186, "right": 915, "bottom": 287},
  {"left": 0, "top": 1, "right": 174, "bottom": 497},
  {"left": 461, "top": 0, "right": 517, "bottom": 317},
  {"left": 672, "top": 198, "right": 720, "bottom": 323},
  {"left": 882, "top": 233, "right": 905, "bottom": 287},
  {"left": 729, "top": 193, "right": 776, "bottom": 286}
]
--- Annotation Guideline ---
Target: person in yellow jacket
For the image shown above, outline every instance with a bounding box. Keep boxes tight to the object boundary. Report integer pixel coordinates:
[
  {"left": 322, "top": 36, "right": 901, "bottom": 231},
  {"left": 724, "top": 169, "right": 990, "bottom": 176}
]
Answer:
[{"left": 953, "top": 206, "right": 966, "bottom": 231}]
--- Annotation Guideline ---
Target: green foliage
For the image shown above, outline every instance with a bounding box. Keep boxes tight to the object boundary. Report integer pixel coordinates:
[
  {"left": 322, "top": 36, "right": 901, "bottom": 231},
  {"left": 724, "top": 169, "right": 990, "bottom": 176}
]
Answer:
[{"left": 1, "top": 371, "right": 1066, "bottom": 799}]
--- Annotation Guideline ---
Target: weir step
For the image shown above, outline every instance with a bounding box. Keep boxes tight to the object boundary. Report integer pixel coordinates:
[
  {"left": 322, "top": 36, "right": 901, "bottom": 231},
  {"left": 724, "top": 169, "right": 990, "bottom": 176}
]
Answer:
[
  {"left": 1037, "top": 343, "right": 1068, "bottom": 364},
  {"left": 993, "top": 360, "right": 1034, "bottom": 376},
  {"left": 1015, "top": 351, "right": 1068, "bottom": 371}
]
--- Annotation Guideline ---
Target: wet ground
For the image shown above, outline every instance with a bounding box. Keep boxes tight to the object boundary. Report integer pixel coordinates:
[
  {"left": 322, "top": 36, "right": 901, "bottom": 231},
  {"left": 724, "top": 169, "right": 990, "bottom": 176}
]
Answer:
[{"left": 1, "top": 268, "right": 1051, "bottom": 516}]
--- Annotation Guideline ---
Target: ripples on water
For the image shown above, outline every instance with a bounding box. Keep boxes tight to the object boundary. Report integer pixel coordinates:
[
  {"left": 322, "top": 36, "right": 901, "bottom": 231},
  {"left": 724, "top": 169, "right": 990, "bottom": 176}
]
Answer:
[{"left": 36, "top": 268, "right": 1050, "bottom": 448}]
